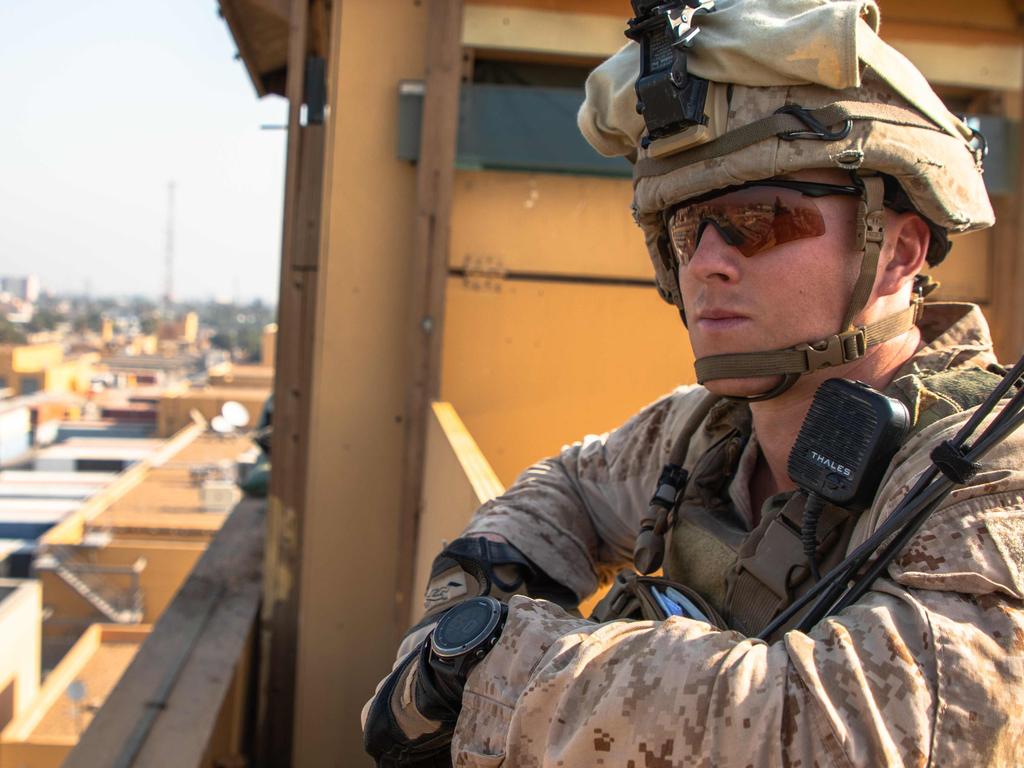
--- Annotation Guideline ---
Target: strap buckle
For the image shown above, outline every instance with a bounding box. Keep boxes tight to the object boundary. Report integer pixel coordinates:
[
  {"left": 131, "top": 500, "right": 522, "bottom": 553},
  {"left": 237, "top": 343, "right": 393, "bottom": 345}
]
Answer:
[
  {"left": 797, "top": 328, "right": 867, "bottom": 371},
  {"left": 775, "top": 105, "right": 853, "bottom": 142},
  {"left": 590, "top": 570, "right": 637, "bottom": 622}
]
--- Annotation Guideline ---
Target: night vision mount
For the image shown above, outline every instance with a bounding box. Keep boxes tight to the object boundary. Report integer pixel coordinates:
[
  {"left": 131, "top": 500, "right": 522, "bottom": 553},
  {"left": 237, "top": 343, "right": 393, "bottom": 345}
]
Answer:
[{"left": 626, "top": 0, "right": 723, "bottom": 157}]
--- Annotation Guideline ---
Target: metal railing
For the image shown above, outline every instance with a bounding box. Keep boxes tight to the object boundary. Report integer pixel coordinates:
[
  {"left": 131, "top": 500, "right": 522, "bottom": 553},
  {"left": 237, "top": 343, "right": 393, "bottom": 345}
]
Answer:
[{"left": 36, "top": 545, "right": 145, "bottom": 624}]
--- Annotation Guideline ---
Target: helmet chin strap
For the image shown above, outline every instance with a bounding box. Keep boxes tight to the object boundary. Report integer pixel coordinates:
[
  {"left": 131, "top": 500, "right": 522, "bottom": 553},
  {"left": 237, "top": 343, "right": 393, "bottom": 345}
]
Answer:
[{"left": 692, "top": 175, "right": 923, "bottom": 402}]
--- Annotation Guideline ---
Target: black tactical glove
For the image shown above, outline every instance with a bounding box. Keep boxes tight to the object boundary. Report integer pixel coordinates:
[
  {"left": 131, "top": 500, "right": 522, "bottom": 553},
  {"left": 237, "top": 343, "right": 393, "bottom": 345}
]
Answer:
[
  {"left": 396, "top": 536, "right": 534, "bottom": 659},
  {"left": 363, "top": 634, "right": 467, "bottom": 767}
]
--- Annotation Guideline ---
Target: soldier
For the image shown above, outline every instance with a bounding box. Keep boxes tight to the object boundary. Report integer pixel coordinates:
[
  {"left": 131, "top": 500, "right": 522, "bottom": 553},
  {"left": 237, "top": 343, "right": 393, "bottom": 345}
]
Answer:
[{"left": 364, "top": 1, "right": 1024, "bottom": 765}]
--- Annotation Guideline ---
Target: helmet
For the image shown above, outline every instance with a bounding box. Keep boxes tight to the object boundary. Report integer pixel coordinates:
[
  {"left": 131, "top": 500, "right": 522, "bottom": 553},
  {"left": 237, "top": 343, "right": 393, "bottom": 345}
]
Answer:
[{"left": 578, "top": 0, "right": 992, "bottom": 400}]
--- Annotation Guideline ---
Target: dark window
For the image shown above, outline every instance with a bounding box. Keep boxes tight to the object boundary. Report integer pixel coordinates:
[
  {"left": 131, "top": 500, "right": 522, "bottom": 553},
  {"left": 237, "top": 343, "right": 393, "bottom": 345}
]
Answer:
[{"left": 75, "top": 458, "right": 128, "bottom": 472}]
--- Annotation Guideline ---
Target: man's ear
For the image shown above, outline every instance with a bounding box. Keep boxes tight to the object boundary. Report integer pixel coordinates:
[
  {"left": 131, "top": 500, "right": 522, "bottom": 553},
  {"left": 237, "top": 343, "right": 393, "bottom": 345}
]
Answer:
[{"left": 877, "top": 212, "right": 929, "bottom": 297}]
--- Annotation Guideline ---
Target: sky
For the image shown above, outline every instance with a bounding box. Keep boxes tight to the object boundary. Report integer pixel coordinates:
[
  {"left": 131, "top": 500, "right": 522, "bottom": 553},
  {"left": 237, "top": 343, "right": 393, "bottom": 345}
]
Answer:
[{"left": 0, "top": 1, "right": 289, "bottom": 304}]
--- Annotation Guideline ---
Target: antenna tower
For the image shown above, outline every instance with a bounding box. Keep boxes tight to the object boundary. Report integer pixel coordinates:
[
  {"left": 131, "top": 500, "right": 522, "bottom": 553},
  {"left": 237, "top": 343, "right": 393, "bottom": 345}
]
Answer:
[{"left": 163, "top": 181, "right": 176, "bottom": 315}]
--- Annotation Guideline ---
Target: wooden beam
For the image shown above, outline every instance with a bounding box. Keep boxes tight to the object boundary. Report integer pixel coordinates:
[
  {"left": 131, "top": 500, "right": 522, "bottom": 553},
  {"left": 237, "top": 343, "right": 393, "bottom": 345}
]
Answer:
[
  {"left": 462, "top": 5, "right": 1023, "bottom": 91},
  {"left": 880, "top": 0, "right": 1019, "bottom": 30},
  {"left": 396, "top": 0, "right": 466, "bottom": 632},
  {"left": 989, "top": 60, "right": 1024, "bottom": 360},
  {"left": 62, "top": 499, "right": 264, "bottom": 768},
  {"left": 883, "top": 20, "right": 1024, "bottom": 45},
  {"left": 463, "top": 5, "right": 623, "bottom": 59},
  {"left": 289, "top": 0, "right": 431, "bottom": 760},
  {"left": 243, "top": 0, "right": 291, "bottom": 21},
  {"left": 412, "top": 403, "right": 504, "bottom": 604},
  {"left": 889, "top": 38, "right": 1024, "bottom": 91},
  {"left": 218, "top": 0, "right": 270, "bottom": 98},
  {"left": 254, "top": 0, "right": 325, "bottom": 765}
]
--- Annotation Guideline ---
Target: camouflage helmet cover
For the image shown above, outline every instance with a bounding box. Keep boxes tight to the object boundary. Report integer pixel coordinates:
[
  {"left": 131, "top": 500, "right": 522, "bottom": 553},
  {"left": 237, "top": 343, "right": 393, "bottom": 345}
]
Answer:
[{"left": 578, "top": 0, "right": 993, "bottom": 311}]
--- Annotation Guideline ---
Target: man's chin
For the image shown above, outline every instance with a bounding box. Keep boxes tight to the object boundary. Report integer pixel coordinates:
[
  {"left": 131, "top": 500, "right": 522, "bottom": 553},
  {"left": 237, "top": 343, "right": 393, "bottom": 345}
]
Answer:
[{"left": 702, "top": 375, "right": 788, "bottom": 400}]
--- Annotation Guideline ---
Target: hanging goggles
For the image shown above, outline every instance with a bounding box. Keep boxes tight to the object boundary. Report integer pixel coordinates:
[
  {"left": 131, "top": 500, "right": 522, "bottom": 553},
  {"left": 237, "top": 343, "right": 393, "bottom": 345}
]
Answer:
[{"left": 662, "top": 180, "right": 862, "bottom": 266}]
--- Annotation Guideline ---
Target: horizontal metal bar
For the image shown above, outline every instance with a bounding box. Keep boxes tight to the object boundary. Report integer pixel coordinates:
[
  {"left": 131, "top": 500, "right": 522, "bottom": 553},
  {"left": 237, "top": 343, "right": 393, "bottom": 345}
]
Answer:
[{"left": 450, "top": 267, "right": 654, "bottom": 289}]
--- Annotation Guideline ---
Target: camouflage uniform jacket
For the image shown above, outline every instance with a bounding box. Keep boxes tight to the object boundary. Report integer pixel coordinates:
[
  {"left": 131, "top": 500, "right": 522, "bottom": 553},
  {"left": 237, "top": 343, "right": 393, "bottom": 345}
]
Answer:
[{"left": 452, "top": 303, "right": 1024, "bottom": 767}]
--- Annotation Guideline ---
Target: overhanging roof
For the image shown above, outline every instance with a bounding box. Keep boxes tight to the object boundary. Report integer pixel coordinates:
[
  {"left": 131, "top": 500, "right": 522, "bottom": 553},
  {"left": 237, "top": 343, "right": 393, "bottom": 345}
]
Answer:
[{"left": 218, "top": 0, "right": 329, "bottom": 98}]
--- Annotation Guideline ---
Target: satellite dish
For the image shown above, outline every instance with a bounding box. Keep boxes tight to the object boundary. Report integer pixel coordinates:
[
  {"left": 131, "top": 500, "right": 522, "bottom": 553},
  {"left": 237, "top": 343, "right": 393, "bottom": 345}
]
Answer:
[
  {"left": 210, "top": 415, "right": 232, "bottom": 434},
  {"left": 221, "top": 401, "right": 251, "bottom": 429}
]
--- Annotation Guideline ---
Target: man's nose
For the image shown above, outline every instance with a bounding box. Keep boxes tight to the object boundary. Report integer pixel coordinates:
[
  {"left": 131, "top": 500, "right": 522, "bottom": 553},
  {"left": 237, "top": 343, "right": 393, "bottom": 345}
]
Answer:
[{"left": 685, "top": 222, "right": 743, "bottom": 283}]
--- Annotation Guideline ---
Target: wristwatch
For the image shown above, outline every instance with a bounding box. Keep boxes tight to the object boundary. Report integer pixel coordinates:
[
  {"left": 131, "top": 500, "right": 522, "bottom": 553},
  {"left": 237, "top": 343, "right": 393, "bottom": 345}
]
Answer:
[{"left": 429, "top": 596, "right": 508, "bottom": 679}]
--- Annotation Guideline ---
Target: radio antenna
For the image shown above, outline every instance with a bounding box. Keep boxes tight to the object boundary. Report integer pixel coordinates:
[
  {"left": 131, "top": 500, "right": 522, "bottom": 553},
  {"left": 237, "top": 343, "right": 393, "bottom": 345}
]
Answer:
[{"left": 163, "top": 181, "right": 176, "bottom": 316}]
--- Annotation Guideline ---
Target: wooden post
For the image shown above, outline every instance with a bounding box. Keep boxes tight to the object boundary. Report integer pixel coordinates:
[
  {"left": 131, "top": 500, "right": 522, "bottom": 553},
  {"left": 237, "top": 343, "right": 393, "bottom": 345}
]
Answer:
[
  {"left": 395, "top": 0, "right": 465, "bottom": 635},
  {"left": 289, "top": 0, "right": 432, "bottom": 761},
  {"left": 255, "top": 0, "right": 325, "bottom": 765},
  {"left": 986, "top": 60, "right": 1024, "bottom": 361}
]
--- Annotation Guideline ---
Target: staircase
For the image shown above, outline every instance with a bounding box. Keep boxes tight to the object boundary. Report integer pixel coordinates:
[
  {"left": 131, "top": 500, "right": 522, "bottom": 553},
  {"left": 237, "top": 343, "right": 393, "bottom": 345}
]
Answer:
[{"left": 36, "top": 545, "right": 145, "bottom": 624}]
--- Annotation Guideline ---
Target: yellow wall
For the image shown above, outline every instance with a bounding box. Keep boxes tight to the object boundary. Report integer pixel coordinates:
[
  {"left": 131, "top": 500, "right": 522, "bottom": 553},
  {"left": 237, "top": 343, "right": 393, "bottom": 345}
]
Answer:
[
  {"left": 158, "top": 387, "right": 269, "bottom": 437},
  {"left": 10, "top": 344, "right": 63, "bottom": 373},
  {"left": 442, "top": 277, "right": 695, "bottom": 484},
  {"left": 126, "top": 335, "right": 158, "bottom": 356},
  {"left": 0, "top": 625, "right": 149, "bottom": 768},
  {"left": 928, "top": 228, "right": 992, "bottom": 304},
  {"left": 449, "top": 171, "right": 650, "bottom": 278},
  {"left": 39, "top": 570, "right": 100, "bottom": 634},
  {"left": 197, "top": 633, "right": 253, "bottom": 768},
  {"left": 0, "top": 582, "right": 41, "bottom": 733},
  {"left": 260, "top": 324, "right": 277, "bottom": 368},
  {"left": 441, "top": 170, "right": 695, "bottom": 484},
  {"left": 183, "top": 313, "right": 199, "bottom": 344},
  {"left": 44, "top": 355, "right": 98, "bottom": 395},
  {"left": 0, "top": 740, "right": 68, "bottom": 768},
  {"left": 40, "top": 540, "right": 204, "bottom": 631},
  {"left": 0, "top": 346, "right": 97, "bottom": 396},
  {"left": 0, "top": 344, "right": 59, "bottom": 394},
  {"left": 98, "top": 541, "right": 204, "bottom": 623},
  {"left": 207, "top": 365, "right": 275, "bottom": 389},
  {"left": 292, "top": 0, "right": 427, "bottom": 762}
]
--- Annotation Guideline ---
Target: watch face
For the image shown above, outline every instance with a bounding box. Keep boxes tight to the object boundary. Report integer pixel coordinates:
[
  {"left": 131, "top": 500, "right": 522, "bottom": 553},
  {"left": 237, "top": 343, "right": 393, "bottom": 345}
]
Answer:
[{"left": 433, "top": 597, "right": 500, "bottom": 657}]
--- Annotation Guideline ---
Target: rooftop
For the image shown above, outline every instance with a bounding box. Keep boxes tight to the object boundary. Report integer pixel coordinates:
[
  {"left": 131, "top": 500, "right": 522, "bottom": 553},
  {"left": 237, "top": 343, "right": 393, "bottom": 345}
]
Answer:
[
  {"left": 31, "top": 641, "right": 141, "bottom": 740},
  {"left": 90, "top": 434, "right": 251, "bottom": 536},
  {"left": 0, "top": 499, "right": 81, "bottom": 517},
  {"left": 0, "top": 625, "right": 150, "bottom": 752},
  {"left": 0, "top": 471, "right": 118, "bottom": 486},
  {"left": 34, "top": 439, "right": 162, "bottom": 462},
  {"left": 0, "top": 540, "right": 33, "bottom": 560}
]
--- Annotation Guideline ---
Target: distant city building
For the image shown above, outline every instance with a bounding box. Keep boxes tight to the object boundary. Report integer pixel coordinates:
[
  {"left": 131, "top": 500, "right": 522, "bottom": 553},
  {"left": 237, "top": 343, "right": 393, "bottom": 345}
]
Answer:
[
  {"left": 0, "top": 276, "right": 40, "bottom": 304},
  {"left": 0, "top": 343, "right": 98, "bottom": 397},
  {"left": 261, "top": 323, "right": 277, "bottom": 368}
]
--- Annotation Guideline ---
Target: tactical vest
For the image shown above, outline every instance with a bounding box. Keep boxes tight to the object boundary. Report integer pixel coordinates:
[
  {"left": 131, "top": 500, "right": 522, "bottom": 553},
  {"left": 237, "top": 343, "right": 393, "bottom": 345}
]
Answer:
[{"left": 663, "top": 366, "right": 1003, "bottom": 640}]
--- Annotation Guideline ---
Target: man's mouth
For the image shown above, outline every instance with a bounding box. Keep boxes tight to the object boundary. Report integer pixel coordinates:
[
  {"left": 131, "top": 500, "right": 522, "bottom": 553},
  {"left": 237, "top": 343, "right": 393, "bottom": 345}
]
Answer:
[{"left": 696, "top": 308, "right": 750, "bottom": 330}]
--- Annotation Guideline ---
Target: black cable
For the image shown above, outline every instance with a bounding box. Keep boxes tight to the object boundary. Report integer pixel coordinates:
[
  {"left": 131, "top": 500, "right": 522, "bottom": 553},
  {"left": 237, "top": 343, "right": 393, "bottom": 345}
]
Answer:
[{"left": 801, "top": 492, "right": 826, "bottom": 582}]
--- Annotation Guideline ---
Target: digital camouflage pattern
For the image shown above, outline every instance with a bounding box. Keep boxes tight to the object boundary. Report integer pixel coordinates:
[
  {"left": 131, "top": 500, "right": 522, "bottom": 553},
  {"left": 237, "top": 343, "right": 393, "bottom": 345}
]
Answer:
[{"left": 452, "top": 303, "right": 1024, "bottom": 766}]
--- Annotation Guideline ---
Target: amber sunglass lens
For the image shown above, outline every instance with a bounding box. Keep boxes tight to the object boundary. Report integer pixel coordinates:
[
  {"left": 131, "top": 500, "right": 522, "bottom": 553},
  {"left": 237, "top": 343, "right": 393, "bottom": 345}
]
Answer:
[{"left": 668, "top": 190, "right": 827, "bottom": 265}]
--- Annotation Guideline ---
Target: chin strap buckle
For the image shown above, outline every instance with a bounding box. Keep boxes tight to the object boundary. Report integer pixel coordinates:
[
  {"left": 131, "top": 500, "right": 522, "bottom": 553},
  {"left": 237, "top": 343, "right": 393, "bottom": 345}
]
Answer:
[{"left": 797, "top": 328, "right": 868, "bottom": 372}]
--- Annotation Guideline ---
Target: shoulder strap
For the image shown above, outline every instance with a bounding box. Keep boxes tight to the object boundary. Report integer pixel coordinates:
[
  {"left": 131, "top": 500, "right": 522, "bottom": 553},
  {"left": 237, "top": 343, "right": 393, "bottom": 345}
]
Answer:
[{"left": 633, "top": 391, "right": 720, "bottom": 574}]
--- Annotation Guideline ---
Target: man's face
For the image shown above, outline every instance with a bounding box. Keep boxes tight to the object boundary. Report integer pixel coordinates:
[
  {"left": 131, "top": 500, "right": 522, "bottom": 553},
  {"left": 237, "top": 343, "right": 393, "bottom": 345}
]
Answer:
[{"left": 674, "top": 170, "right": 862, "bottom": 398}]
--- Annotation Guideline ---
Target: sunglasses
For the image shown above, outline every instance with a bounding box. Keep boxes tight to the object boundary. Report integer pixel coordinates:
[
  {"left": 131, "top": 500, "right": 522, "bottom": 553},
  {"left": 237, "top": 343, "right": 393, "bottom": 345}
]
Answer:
[{"left": 663, "top": 180, "right": 862, "bottom": 267}]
